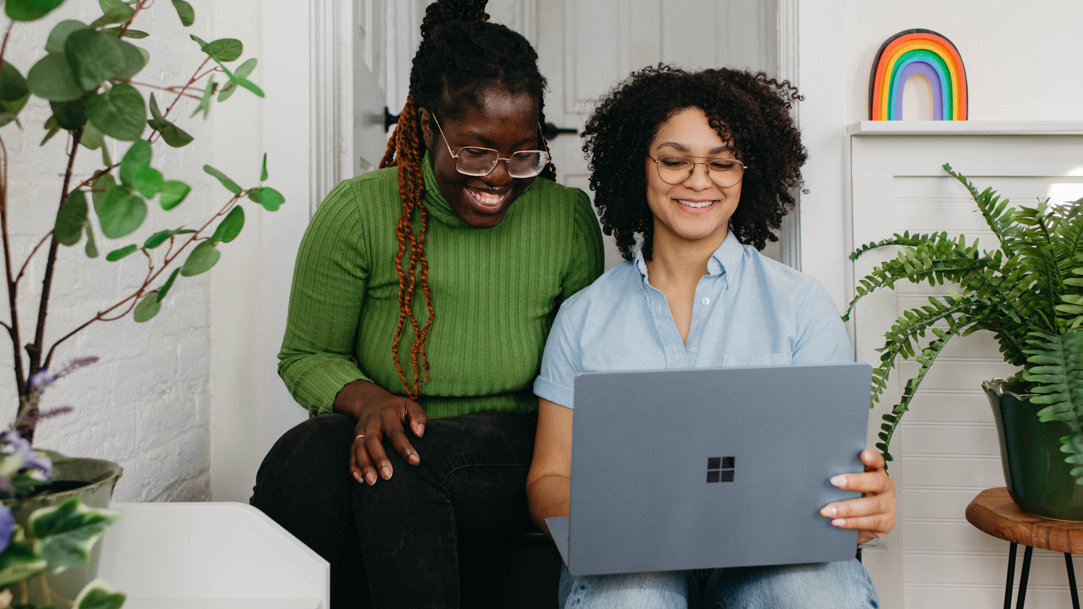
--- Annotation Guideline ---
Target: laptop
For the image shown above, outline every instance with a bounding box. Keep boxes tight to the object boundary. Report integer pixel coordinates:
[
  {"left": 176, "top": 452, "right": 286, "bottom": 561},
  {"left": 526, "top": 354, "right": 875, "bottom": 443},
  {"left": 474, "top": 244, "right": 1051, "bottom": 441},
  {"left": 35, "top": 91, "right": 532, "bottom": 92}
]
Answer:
[{"left": 545, "top": 362, "right": 872, "bottom": 576}]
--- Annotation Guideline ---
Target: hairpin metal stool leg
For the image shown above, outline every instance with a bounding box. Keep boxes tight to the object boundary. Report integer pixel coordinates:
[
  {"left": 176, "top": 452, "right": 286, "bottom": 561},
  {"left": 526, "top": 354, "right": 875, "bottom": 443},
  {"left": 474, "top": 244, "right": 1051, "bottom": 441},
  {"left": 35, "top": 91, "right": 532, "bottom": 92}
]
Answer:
[
  {"left": 1004, "top": 543, "right": 1017, "bottom": 609},
  {"left": 1067, "top": 553, "right": 1081, "bottom": 609},
  {"left": 1015, "top": 545, "right": 1033, "bottom": 609}
]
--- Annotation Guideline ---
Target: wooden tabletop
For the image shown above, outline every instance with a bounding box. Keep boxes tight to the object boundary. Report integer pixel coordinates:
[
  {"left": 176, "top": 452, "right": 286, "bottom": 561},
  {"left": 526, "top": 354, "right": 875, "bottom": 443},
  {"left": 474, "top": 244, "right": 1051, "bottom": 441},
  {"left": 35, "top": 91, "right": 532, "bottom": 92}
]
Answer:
[{"left": 966, "top": 487, "right": 1083, "bottom": 554}]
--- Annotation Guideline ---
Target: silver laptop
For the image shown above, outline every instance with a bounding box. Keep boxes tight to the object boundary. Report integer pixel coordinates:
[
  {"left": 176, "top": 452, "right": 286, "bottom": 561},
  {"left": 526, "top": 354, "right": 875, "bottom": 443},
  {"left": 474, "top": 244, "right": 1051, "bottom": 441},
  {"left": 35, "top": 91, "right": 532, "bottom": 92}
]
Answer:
[{"left": 545, "top": 362, "right": 872, "bottom": 576}]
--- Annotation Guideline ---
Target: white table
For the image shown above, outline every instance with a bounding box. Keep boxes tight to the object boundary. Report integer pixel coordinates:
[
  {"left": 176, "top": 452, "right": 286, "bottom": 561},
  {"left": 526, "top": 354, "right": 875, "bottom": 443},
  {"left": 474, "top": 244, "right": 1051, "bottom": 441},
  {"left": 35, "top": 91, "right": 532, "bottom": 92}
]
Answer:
[{"left": 97, "top": 502, "right": 328, "bottom": 609}]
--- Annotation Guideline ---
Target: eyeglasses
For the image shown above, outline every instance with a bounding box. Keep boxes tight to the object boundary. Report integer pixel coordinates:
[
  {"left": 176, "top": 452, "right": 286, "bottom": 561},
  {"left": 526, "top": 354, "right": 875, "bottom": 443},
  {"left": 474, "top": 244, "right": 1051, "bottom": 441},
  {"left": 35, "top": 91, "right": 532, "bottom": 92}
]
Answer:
[
  {"left": 647, "top": 155, "right": 748, "bottom": 188},
  {"left": 432, "top": 114, "right": 550, "bottom": 179}
]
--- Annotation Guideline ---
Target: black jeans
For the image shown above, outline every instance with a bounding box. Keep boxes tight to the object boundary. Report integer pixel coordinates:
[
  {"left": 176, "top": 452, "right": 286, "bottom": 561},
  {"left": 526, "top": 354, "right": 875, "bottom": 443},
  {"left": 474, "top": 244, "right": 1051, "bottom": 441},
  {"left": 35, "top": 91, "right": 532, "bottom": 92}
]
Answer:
[{"left": 250, "top": 410, "right": 538, "bottom": 609}]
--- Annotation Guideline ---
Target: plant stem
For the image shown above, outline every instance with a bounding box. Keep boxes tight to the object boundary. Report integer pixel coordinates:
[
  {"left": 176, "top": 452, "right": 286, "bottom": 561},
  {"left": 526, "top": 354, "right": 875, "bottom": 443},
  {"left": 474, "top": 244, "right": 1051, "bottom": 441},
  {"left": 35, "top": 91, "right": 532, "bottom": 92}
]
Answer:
[{"left": 22, "top": 129, "right": 83, "bottom": 441}]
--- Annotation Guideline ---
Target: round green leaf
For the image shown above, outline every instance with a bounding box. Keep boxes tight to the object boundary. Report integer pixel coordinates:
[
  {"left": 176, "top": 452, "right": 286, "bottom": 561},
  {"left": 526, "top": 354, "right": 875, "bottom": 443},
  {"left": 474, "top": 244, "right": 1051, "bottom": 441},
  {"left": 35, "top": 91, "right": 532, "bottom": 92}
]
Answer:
[
  {"left": 172, "top": 0, "right": 195, "bottom": 26},
  {"left": 66, "top": 29, "right": 127, "bottom": 91},
  {"left": 211, "top": 205, "right": 244, "bottom": 243},
  {"left": 92, "top": 173, "right": 115, "bottom": 214},
  {"left": 55, "top": 190, "right": 88, "bottom": 246},
  {"left": 133, "top": 166, "right": 163, "bottom": 198},
  {"left": 27, "top": 53, "right": 83, "bottom": 102},
  {"left": 104, "top": 26, "right": 149, "bottom": 39},
  {"left": 132, "top": 292, "right": 161, "bottom": 322},
  {"left": 93, "top": 0, "right": 134, "bottom": 26},
  {"left": 5, "top": 0, "right": 64, "bottom": 21},
  {"left": 157, "top": 267, "right": 181, "bottom": 300},
  {"left": 248, "top": 186, "right": 284, "bottom": 212},
  {"left": 143, "top": 229, "right": 174, "bottom": 249},
  {"left": 45, "top": 20, "right": 88, "bottom": 54},
  {"left": 119, "top": 139, "right": 151, "bottom": 187},
  {"left": 159, "top": 180, "right": 190, "bottom": 210},
  {"left": 97, "top": 186, "right": 147, "bottom": 238},
  {"left": 87, "top": 83, "right": 145, "bottom": 141},
  {"left": 105, "top": 243, "right": 137, "bottom": 261},
  {"left": 180, "top": 240, "right": 220, "bottom": 276},
  {"left": 0, "top": 61, "right": 28, "bottom": 101},
  {"left": 200, "top": 38, "right": 243, "bottom": 62},
  {"left": 159, "top": 123, "right": 194, "bottom": 147},
  {"left": 114, "top": 39, "right": 148, "bottom": 80},
  {"left": 50, "top": 95, "right": 89, "bottom": 130},
  {"left": 84, "top": 224, "right": 98, "bottom": 258},
  {"left": 204, "top": 164, "right": 241, "bottom": 194},
  {"left": 80, "top": 121, "right": 104, "bottom": 150}
]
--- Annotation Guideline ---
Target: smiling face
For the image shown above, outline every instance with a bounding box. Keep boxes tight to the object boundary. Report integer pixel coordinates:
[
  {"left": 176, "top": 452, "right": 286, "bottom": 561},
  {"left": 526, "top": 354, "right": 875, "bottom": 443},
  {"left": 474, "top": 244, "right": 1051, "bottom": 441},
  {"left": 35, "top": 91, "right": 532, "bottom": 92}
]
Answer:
[
  {"left": 645, "top": 106, "right": 743, "bottom": 255},
  {"left": 420, "top": 88, "right": 541, "bottom": 228}
]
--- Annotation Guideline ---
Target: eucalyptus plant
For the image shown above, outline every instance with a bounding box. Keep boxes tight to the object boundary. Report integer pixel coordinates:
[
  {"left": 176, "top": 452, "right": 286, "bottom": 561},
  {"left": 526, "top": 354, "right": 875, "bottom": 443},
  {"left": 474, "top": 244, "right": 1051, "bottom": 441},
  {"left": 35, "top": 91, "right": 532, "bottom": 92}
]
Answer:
[
  {"left": 845, "top": 163, "right": 1083, "bottom": 484},
  {"left": 0, "top": 0, "right": 283, "bottom": 445}
]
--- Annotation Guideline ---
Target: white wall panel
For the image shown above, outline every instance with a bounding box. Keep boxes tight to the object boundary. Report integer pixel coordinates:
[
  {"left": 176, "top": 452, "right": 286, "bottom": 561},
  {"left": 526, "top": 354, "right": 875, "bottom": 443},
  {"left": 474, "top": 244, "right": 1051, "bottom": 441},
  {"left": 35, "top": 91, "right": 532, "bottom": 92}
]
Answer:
[{"left": 850, "top": 123, "right": 1083, "bottom": 608}]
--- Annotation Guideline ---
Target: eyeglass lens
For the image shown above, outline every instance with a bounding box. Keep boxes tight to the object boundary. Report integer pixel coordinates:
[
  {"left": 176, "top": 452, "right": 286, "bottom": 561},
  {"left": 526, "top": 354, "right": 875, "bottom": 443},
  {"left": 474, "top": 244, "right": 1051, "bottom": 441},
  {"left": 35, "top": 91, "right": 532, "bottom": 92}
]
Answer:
[
  {"left": 653, "top": 156, "right": 745, "bottom": 188},
  {"left": 455, "top": 148, "right": 549, "bottom": 179}
]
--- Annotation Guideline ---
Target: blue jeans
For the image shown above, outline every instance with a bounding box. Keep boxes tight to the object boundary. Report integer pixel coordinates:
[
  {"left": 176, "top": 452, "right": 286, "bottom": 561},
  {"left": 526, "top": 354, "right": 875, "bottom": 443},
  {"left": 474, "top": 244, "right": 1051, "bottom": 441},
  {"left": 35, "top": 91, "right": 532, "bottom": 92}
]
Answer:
[
  {"left": 558, "top": 559, "right": 878, "bottom": 608},
  {"left": 250, "top": 411, "right": 538, "bottom": 609}
]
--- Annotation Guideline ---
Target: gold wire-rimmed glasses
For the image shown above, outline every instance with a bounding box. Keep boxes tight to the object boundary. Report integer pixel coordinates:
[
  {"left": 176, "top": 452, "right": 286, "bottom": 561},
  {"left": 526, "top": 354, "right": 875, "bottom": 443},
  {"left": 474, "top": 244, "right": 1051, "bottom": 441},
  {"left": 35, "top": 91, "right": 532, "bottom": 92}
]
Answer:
[
  {"left": 432, "top": 114, "right": 550, "bottom": 179},
  {"left": 647, "top": 154, "right": 748, "bottom": 188}
]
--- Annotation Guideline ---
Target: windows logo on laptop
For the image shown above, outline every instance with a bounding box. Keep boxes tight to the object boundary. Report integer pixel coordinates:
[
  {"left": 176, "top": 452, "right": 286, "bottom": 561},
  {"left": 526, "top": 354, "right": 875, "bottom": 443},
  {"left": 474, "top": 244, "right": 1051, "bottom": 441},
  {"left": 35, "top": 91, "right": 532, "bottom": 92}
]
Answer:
[{"left": 706, "top": 456, "right": 735, "bottom": 483}]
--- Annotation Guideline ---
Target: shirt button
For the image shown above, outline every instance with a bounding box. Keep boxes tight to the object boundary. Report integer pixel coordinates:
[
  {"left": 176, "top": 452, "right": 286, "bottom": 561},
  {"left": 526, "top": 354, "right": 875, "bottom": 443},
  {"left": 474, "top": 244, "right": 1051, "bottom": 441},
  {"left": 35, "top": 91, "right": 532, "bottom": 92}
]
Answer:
[
  {"left": 701, "top": 297, "right": 711, "bottom": 305},
  {"left": 690, "top": 345, "right": 699, "bottom": 352}
]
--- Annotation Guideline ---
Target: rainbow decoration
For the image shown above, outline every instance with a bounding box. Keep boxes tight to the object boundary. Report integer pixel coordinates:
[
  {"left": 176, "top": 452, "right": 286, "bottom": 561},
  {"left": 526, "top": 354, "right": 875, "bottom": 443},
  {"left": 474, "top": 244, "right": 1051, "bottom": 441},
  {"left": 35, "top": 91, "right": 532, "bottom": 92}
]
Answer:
[{"left": 869, "top": 29, "right": 967, "bottom": 121}]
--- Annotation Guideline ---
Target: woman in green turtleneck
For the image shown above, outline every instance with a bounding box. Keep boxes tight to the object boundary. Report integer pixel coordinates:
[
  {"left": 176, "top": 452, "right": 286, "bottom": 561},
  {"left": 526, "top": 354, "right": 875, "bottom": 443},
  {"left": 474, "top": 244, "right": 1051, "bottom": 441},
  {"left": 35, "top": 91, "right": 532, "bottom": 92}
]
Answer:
[{"left": 250, "top": 1, "right": 602, "bottom": 608}]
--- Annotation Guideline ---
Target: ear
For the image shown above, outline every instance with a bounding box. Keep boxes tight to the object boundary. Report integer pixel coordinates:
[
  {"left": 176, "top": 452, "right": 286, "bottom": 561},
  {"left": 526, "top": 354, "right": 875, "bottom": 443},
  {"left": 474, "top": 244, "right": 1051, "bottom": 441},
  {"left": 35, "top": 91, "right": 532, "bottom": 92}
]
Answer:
[{"left": 418, "top": 107, "right": 434, "bottom": 149}]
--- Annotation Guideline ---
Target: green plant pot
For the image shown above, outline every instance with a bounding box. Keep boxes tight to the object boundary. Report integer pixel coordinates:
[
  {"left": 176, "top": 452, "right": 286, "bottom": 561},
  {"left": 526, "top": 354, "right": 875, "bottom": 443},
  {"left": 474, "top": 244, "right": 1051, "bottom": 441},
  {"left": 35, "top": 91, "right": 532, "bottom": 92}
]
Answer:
[
  {"left": 983, "top": 378, "right": 1083, "bottom": 520},
  {"left": 3, "top": 456, "right": 123, "bottom": 604}
]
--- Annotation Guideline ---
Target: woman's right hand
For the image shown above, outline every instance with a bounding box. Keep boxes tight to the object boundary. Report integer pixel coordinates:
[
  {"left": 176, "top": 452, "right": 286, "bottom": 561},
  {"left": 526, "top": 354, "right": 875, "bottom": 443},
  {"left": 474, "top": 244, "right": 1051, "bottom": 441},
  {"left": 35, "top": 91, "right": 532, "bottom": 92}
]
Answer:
[{"left": 334, "top": 380, "right": 427, "bottom": 486}]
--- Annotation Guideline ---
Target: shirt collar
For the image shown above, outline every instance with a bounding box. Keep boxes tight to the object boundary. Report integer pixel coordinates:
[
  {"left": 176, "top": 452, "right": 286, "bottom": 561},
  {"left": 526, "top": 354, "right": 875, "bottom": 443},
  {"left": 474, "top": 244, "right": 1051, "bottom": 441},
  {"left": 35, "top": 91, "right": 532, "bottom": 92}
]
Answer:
[{"left": 634, "top": 230, "right": 745, "bottom": 279}]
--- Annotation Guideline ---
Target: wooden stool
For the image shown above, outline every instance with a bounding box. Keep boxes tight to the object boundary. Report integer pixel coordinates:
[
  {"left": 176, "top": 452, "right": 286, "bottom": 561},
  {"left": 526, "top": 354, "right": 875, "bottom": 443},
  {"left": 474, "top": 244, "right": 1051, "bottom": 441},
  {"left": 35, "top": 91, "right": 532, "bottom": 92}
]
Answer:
[{"left": 966, "top": 487, "right": 1083, "bottom": 609}]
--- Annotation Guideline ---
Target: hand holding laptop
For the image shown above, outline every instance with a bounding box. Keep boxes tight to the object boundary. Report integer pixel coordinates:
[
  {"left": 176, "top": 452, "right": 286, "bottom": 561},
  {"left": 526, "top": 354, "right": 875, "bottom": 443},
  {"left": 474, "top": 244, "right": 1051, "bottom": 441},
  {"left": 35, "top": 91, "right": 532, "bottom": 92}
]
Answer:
[{"left": 821, "top": 449, "right": 896, "bottom": 545}]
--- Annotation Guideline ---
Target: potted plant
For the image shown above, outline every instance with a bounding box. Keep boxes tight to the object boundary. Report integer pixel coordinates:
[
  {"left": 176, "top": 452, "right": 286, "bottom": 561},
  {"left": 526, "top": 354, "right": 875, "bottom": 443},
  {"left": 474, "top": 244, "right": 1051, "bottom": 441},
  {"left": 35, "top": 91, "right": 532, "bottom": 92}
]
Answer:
[
  {"left": 845, "top": 163, "right": 1083, "bottom": 520},
  {"left": 0, "top": 0, "right": 283, "bottom": 603}
]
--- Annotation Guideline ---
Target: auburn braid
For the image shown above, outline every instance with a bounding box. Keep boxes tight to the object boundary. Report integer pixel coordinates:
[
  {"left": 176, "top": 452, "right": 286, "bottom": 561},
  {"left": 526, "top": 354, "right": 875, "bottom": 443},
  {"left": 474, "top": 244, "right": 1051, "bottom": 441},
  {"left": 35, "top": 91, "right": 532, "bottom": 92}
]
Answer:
[{"left": 381, "top": 98, "right": 434, "bottom": 398}]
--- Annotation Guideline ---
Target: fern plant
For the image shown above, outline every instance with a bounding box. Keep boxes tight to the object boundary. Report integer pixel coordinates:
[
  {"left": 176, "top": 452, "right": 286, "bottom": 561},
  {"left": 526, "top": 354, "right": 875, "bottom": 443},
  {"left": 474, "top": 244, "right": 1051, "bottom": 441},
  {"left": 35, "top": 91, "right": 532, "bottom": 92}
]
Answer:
[{"left": 845, "top": 163, "right": 1083, "bottom": 484}]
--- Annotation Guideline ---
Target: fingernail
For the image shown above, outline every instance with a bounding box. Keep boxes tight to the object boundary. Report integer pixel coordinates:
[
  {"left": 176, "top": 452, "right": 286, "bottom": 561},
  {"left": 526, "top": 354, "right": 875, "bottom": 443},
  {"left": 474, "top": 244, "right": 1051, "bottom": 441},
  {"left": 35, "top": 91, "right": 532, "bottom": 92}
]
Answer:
[
  {"left": 417, "top": 423, "right": 425, "bottom": 436},
  {"left": 830, "top": 475, "right": 846, "bottom": 487},
  {"left": 832, "top": 518, "right": 845, "bottom": 527},
  {"left": 381, "top": 465, "right": 392, "bottom": 479},
  {"left": 822, "top": 505, "right": 837, "bottom": 517},
  {"left": 353, "top": 471, "right": 363, "bottom": 484},
  {"left": 366, "top": 472, "right": 377, "bottom": 486}
]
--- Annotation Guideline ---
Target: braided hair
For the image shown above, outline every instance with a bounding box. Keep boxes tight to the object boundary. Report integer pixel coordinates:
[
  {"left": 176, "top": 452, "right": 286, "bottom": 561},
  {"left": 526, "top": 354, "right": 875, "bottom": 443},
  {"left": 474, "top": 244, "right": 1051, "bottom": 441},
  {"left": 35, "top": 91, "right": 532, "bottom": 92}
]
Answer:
[
  {"left": 379, "top": 0, "right": 554, "bottom": 398},
  {"left": 582, "top": 65, "right": 806, "bottom": 260}
]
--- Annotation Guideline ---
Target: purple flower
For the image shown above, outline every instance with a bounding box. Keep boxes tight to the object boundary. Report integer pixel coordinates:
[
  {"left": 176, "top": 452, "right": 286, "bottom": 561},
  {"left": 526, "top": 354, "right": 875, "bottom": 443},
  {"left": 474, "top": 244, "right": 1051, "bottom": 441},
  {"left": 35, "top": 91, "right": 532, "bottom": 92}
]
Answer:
[
  {"left": 0, "top": 431, "right": 52, "bottom": 480},
  {"left": 0, "top": 504, "right": 14, "bottom": 554}
]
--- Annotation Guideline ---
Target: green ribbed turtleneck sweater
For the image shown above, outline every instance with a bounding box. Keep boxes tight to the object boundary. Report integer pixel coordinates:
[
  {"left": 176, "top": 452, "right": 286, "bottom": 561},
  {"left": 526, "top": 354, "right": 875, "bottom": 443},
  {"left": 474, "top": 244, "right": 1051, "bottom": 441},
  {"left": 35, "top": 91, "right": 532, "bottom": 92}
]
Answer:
[{"left": 278, "top": 155, "right": 604, "bottom": 418}]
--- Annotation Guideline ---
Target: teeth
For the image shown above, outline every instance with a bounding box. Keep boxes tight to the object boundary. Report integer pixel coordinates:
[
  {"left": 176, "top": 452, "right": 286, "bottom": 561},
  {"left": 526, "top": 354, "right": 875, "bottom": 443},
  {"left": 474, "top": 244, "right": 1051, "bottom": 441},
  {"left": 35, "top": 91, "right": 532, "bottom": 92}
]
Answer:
[
  {"left": 678, "top": 199, "right": 714, "bottom": 209},
  {"left": 469, "top": 188, "right": 505, "bottom": 205}
]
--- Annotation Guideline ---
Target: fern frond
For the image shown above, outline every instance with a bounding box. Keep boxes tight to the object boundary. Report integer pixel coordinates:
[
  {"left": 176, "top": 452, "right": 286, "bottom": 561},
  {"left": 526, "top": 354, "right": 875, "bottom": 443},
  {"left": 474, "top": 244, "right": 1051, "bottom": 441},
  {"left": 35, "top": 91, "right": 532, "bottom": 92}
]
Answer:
[
  {"left": 875, "top": 329, "right": 955, "bottom": 464},
  {"left": 943, "top": 163, "right": 1017, "bottom": 255},
  {"left": 1022, "top": 330, "right": 1083, "bottom": 483}
]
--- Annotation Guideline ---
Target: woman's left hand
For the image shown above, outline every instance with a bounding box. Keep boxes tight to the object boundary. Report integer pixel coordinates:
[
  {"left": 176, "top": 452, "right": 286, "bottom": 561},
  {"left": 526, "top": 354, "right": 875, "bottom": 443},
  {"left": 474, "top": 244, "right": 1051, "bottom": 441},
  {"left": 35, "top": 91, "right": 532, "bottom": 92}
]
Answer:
[{"left": 820, "top": 449, "right": 896, "bottom": 545}]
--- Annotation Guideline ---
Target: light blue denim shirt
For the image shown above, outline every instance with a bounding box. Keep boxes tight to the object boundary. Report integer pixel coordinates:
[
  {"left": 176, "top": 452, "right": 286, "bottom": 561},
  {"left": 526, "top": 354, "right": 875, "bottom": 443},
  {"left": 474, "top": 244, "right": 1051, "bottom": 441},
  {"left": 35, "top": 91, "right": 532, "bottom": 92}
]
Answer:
[{"left": 534, "top": 232, "right": 853, "bottom": 409}]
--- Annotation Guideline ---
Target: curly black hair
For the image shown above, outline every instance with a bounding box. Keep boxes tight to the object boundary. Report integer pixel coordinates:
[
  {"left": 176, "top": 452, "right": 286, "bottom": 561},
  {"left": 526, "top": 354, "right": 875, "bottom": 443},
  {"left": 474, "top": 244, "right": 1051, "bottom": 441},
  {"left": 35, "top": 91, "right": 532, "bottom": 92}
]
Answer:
[{"left": 582, "top": 65, "right": 807, "bottom": 260}]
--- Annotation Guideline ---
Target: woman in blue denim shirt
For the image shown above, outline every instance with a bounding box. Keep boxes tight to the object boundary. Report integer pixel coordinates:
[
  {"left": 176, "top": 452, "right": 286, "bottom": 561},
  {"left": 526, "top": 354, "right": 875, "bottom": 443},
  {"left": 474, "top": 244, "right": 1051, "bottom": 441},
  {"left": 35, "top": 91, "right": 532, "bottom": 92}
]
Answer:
[{"left": 527, "top": 66, "right": 896, "bottom": 609}]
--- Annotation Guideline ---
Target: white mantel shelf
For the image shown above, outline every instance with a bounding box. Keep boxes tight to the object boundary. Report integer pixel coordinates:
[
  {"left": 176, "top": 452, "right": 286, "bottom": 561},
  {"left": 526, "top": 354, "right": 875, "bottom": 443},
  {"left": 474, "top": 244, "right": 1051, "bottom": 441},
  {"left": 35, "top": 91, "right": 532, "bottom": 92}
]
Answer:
[{"left": 849, "top": 120, "right": 1083, "bottom": 136}]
